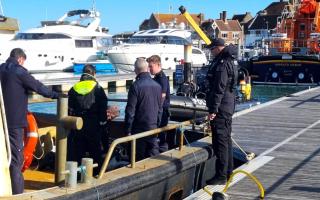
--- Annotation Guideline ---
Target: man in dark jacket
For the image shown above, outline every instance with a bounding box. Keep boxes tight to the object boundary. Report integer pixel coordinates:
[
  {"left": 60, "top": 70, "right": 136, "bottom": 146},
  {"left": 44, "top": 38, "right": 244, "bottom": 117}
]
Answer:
[
  {"left": 125, "top": 57, "right": 162, "bottom": 161},
  {"left": 0, "top": 48, "right": 59, "bottom": 194},
  {"left": 205, "top": 38, "right": 238, "bottom": 185},
  {"left": 147, "top": 55, "right": 170, "bottom": 152},
  {"left": 67, "top": 64, "right": 109, "bottom": 175}
]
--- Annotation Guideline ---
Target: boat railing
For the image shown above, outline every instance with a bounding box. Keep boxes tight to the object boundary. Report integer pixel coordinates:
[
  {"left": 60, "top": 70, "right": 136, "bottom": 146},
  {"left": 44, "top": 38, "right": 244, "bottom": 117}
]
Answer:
[{"left": 98, "top": 117, "right": 205, "bottom": 179}]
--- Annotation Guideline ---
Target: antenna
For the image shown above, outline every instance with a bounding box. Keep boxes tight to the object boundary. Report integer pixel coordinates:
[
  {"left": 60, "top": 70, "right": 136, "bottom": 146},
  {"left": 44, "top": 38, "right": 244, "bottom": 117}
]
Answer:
[
  {"left": 92, "top": 0, "right": 96, "bottom": 12},
  {"left": 0, "top": 0, "right": 4, "bottom": 15}
]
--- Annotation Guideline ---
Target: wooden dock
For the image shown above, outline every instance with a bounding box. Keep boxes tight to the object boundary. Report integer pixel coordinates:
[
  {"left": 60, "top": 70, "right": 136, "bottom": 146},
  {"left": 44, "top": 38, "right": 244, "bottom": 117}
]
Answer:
[{"left": 186, "top": 87, "right": 320, "bottom": 200}]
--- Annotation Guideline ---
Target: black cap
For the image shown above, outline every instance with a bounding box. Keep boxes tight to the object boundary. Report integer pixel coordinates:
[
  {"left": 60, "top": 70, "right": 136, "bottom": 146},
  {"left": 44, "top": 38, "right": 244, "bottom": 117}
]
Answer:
[{"left": 207, "top": 38, "right": 225, "bottom": 49}]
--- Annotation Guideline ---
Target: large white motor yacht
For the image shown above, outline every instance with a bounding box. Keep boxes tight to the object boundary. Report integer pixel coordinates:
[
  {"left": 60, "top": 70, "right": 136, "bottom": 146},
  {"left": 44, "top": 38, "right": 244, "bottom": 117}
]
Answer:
[
  {"left": 107, "top": 29, "right": 208, "bottom": 72},
  {"left": 0, "top": 9, "right": 112, "bottom": 73}
]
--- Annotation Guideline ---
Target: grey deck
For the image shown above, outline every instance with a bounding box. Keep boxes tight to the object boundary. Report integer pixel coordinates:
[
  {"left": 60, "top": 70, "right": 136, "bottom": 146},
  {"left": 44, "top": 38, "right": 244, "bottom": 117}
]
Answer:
[{"left": 187, "top": 87, "right": 320, "bottom": 200}]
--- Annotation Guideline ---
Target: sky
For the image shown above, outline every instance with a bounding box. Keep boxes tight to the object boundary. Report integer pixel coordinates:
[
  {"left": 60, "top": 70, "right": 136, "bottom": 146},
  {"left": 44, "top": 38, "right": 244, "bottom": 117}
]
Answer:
[{"left": 1, "top": 0, "right": 276, "bottom": 34}]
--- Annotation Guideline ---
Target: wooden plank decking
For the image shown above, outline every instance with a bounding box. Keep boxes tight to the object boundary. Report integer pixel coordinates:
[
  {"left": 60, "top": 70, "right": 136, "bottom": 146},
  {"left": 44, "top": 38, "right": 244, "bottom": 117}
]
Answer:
[{"left": 186, "top": 87, "right": 320, "bottom": 200}]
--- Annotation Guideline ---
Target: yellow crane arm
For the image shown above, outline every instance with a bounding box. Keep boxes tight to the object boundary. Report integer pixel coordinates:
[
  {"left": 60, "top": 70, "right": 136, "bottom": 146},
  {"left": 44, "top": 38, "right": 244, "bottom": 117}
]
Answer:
[{"left": 179, "top": 6, "right": 212, "bottom": 45}]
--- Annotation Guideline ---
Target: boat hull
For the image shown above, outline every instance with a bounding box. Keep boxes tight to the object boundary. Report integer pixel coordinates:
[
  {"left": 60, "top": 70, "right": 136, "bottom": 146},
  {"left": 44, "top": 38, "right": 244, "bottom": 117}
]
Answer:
[{"left": 250, "top": 55, "right": 320, "bottom": 83}]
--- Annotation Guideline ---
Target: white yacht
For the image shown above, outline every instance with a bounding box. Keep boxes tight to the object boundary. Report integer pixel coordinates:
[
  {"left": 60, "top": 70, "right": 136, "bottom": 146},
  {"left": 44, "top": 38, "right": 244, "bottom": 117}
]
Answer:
[
  {"left": 0, "top": 9, "right": 112, "bottom": 73},
  {"left": 107, "top": 29, "right": 208, "bottom": 72}
]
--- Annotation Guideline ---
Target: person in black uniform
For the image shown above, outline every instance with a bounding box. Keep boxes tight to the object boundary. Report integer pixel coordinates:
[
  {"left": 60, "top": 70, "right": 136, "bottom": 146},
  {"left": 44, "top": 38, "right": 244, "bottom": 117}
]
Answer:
[
  {"left": 125, "top": 57, "right": 162, "bottom": 161},
  {"left": 67, "top": 64, "right": 109, "bottom": 175},
  {"left": 0, "top": 48, "right": 59, "bottom": 194},
  {"left": 147, "top": 55, "right": 170, "bottom": 152},
  {"left": 205, "top": 38, "right": 238, "bottom": 185}
]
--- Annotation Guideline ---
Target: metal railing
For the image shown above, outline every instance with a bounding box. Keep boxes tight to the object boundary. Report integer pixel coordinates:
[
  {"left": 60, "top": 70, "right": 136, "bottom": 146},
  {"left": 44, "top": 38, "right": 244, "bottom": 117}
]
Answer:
[{"left": 97, "top": 118, "right": 204, "bottom": 179}]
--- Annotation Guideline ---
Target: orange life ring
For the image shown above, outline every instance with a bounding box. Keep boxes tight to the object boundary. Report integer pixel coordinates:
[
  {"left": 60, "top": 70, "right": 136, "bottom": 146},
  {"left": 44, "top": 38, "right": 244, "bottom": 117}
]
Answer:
[{"left": 22, "top": 112, "right": 39, "bottom": 172}]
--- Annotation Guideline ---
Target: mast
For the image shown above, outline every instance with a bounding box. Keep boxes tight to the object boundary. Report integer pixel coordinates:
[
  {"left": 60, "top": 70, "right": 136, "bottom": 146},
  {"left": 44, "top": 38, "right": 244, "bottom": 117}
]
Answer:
[{"left": 0, "top": 0, "right": 4, "bottom": 16}]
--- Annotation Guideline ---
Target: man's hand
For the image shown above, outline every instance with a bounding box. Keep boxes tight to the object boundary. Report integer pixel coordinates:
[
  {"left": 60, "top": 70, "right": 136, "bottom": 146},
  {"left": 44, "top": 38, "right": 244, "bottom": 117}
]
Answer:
[
  {"left": 106, "top": 106, "right": 120, "bottom": 120},
  {"left": 208, "top": 113, "right": 216, "bottom": 121}
]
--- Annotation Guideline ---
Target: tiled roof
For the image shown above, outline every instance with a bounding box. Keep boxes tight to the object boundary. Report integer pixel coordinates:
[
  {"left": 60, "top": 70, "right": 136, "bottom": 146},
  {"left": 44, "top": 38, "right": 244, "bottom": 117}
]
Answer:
[
  {"left": 249, "top": 15, "right": 278, "bottom": 30},
  {"left": 232, "top": 12, "right": 253, "bottom": 24},
  {"left": 264, "top": 1, "right": 288, "bottom": 15},
  {"left": 215, "top": 20, "right": 242, "bottom": 32}
]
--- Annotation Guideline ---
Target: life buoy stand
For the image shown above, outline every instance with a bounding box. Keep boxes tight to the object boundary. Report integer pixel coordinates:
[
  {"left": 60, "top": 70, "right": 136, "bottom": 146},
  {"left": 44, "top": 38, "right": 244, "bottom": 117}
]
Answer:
[{"left": 22, "top": 112, "right": 39, "bottom": 172}]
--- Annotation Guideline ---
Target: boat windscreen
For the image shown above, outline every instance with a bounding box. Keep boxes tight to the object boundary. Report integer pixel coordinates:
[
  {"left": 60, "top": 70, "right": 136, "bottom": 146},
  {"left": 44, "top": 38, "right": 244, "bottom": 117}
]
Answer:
[{"left": 128, "top": 35, "right": 189, "bottom": 45}]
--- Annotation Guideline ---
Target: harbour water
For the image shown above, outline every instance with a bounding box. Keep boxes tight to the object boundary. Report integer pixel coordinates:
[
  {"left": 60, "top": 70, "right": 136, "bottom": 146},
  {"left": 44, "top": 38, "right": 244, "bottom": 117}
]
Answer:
[{"left": 28, "top": 84, "right": 312, "bottom": 117}]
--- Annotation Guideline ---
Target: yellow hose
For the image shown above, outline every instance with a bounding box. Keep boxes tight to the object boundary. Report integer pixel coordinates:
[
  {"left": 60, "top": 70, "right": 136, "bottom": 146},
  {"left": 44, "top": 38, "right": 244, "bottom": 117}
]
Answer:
[{"left": 223, "top": 170, "right": 265, "bottom": 199}]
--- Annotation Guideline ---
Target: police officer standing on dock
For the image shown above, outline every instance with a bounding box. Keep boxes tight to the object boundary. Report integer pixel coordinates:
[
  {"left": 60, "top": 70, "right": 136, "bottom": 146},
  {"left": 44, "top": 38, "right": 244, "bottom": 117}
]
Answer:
[
  {"left": 0, "top": 48, "right": 59, "bottom": 194},
  {"left": 205, "top": 38, "right": 238, "bottom": 185},
  {"left": 147, "top": 55, "right": 170, "bottom": 152},
  {"left": 125, "top": 57, "right": 162, "bottom": 161}
]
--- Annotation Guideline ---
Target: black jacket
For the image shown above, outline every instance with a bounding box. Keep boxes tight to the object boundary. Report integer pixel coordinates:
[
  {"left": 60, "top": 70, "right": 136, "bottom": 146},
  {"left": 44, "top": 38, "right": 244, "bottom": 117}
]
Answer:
[
  {"left": 153, "top": 70, "right": 170, "bottom": 109},
  {"left": 68, "top": 74, "right": 108, "bottom": 134},
  {"left": 0, "top": 57, "right": 58, "bottom": 128},
  {"left": 125, "top": 72, "right": 162, "bottom": 134},
  {"left": 206, "top": 45, "right": 238, "bottom": 116}
]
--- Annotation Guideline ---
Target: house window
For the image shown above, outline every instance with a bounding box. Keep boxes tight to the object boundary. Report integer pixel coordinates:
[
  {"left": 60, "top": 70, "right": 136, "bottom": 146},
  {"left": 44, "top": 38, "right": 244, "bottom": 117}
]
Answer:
[
  {"left": 222, "top": 33, "right": 228, "bottom": 38},
  {"left": 233, "top": 33, "right": 239, "bottom": 39},
  {"left": 299, "top": 32, "right": 305, "bottom": 38},
  {"left": 300, "top": 23, "right": 305, "bottom": 31}
]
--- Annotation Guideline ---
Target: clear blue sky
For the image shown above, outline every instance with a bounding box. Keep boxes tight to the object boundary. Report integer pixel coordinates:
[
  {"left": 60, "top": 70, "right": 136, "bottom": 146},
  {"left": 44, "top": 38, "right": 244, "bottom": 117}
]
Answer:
[{"left": 1, "top": 0, "right": 275, "bottom": 34}]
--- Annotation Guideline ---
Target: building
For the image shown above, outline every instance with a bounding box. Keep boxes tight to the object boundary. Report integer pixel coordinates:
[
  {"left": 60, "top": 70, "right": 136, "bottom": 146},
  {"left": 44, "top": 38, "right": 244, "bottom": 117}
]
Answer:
[
  {"left": 139, "top": 13, "right": 204, "bottom": 31},
  {"left": 201, "top": 11, "right": 243, "bottom": 45},
  {"left": 245, "top": 0, "right": 290, "bottom": 47},
  {"left": 232, "top": 12, "right": 253, "bottom": 34},
  {"left": 0, "top": 15, "right": 19, "bottom": 43}
]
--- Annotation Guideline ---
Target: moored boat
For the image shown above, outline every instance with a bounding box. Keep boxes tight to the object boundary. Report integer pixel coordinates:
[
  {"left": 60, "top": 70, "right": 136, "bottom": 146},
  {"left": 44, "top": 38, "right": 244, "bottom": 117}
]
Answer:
[
  {"left": 249, "top": 0, "right": 320, "bottom": 84},
  {"left": 0, "top": 9, "right": 112, "bottom": 73},
  {"left": 107, "top": 29, "right": 208, "bottom": 72}
]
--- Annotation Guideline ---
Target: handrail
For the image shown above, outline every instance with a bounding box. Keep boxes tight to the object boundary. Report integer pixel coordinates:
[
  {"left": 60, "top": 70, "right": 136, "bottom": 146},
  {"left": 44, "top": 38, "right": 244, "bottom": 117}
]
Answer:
[
  {"left": 97, "top": 117, "right": 206, "bottom": 179},
  {"left": 0, "top": 80, "right": 11, "bottom": 167}
]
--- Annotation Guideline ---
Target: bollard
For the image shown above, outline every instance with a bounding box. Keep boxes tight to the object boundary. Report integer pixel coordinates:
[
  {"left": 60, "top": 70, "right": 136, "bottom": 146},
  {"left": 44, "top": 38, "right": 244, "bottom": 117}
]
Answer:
[
  {"left": 81, "top": 158, "right": 93, "bottom": 184},
  {"left": 54, "top": 96, "right": 83, "bottom": 185},
  {"left": 64, "top": 161, "right": 78, "bottom": 189},
  {"left": 55, "top": 97, "right": 68, "bottom": 185}
]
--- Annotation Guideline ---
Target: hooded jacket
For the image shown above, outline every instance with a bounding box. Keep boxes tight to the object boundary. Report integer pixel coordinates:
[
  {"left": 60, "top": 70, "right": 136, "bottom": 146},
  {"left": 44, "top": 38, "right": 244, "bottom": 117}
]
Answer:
[
  {"left": 0, "top": 57, "right": 58, "bottom": 128},
  {"left": 206, "top": 44, "right": 238, "bottom": 116},
  {"left": 68, "top": 74, "right": 108, "bottom": 133}
]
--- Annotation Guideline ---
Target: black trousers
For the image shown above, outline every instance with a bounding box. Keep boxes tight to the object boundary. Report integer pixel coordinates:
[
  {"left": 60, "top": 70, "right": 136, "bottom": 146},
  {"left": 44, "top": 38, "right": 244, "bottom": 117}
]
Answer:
[
  {"left": 136, "top": 137, "right": 160, "bottom": 161},
  {"left": 9, "top": 128, "right": 24, "bottom": 194},
  {"left": 210, "top": 113, "right": 233, "bottom": 179},
  {"left": 158, "top": 108, "right": 169, "bottom": 153},
  {"left": 67, "top": 130, "right": 103, "bottom": 175}
]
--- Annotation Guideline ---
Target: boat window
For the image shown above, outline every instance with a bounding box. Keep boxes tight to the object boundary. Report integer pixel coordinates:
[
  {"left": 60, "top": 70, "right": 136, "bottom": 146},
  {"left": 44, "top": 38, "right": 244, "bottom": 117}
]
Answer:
[
  {"left": 75, "top": 40, "right": 93, "bottom": 48},
  {"left": 166, "top": 36, "right": 188, "bottom": 45},
  {"left": 14, "top": 33, "right": 70, "bottom": 40},
  {"left": 159, "top": 30, "right": 169, "bottom": 33},
  {"left": 97, "top": 37, "right": 113, "bottom": 47},
  {"left": 136, "top": 31, "right": 146, "bottom": 34},
  {"left": 147, "top": 30, "right": 158, "bottom": 34},
  {"left": 192, "top": 49, "right": 202, "bottom": 54},
  {"left": 128, "top": 36, "right": 161, "bottom": 44}
]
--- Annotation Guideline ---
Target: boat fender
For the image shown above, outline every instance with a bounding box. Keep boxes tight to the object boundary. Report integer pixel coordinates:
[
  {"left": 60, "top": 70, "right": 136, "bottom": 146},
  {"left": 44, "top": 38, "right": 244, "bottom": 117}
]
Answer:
[
  {"left": 22, "top": 112, "right": 39, "bottom": 172},
  {"left": 239, "top": 80, "right": 251, "bottom": 101}
]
